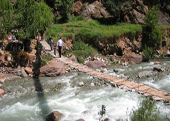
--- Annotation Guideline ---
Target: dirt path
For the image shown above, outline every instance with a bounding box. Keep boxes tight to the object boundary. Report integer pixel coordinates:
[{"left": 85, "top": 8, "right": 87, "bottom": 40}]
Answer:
[{"left": 40, "top": 40, "right": 170, "bottom": 105}]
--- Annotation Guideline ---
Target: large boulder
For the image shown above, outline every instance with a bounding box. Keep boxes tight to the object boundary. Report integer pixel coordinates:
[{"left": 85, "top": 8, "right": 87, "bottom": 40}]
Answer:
[
  {"left": 82, "top": 1, "right": 109, "bottom": 20},
  {"left": 121, "top": 49, "right": 142, "bottom": 64},
  {"left": 40, "top": 59, "right": 65, "bottom": 76},
  {"left": 86, "top": 60, "right": 107, "bottom": 69},
  {"left": 46, "top": 111, "right": 63, "bottom": 121}
]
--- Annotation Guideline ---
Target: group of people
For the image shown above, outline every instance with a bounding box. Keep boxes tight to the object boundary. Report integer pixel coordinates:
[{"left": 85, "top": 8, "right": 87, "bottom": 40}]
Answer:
[
  {"left": 39, "top": 28, "right": 63, "bottom": 58},
  {"left": 49, "top": 36, "right": 63, "bottom": 58}
]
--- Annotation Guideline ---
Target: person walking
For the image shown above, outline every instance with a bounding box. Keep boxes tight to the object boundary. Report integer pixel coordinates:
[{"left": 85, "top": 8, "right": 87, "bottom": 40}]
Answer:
[
  {"left": 49, "top": 36, "right": 53, "bottom": 51},
  {"left": 56, "top": 37, "right": 63, "bottom": 57}
]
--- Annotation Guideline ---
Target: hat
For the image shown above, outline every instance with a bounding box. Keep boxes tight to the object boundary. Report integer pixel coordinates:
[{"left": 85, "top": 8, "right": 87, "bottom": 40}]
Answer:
[{"left": 50, "top": 36, "right": 51, "bottom": 37}]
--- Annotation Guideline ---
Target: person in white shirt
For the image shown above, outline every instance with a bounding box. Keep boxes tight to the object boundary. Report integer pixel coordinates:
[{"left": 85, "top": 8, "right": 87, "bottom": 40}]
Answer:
[{"left": 56, "top": 37, "right": 63, "bottom": 57}]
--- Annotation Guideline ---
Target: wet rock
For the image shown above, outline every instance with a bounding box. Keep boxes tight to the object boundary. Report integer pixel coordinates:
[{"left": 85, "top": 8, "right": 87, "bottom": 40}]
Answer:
[
  {"left": 46, "top": 111, "right": 63, "bottom": 121},
  {"left": 91, "top": 83, "right": 95, "bottom": 87},
  {"left": 0, "top": 89, "right": 5, "bottom": 97},
  {"left": 138, "top": 71, "right": 157, "bottom": 78},
  {"left": 113, "top": 69, "right": 119, "bottom": 73},
  {"left": 153, "top": 65, "right": 164, "bottom": 72},
  {"left": 104, "top": 118, "right": 110, "bottom": 121},
  {"left": 86, "top": 60, "right": 107, "bottom": 69},
  {"left": 79, "top": 82, "right": 84, "bottom": 86},
  {"left": 76, "top": 118, "right": 84, "bottom": 121},
  {"left": 154, "top": 61, "right": 161, "bottom": 65}
]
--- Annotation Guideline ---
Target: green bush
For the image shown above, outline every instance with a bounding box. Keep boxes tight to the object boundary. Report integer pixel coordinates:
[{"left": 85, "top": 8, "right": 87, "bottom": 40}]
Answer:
[
  {"left": 131, "top": 97, "right": 159, "bottom": 121},
  {"left": 142, "top": 5, "right": 162, "bottom": 49},
  {"left": 142, "top": 46, "right": 156, "bottom": 59}
]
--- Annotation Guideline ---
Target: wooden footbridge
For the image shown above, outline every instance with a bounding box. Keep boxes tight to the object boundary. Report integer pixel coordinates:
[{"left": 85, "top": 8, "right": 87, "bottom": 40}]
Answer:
[{"left": 40, "top": 40, "right": 170, "bottom": 105}]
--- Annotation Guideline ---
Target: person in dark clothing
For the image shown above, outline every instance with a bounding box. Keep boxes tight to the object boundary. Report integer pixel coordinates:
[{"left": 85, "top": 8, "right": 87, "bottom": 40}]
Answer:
[
  {"left": 49, "top": 36, "right": 53, "bottom": 51},
  {"left": 40, "top": 28, "right": 44, "bottom": 40},
  {"left": 56, "top": 37, "right": 63, "bottom": 57}
]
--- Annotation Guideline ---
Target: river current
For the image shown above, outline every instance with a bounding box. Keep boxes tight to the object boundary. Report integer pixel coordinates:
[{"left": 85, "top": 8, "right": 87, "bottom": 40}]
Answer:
[{"left": 0, "top": 60, "right": 170, "bottom": 121}]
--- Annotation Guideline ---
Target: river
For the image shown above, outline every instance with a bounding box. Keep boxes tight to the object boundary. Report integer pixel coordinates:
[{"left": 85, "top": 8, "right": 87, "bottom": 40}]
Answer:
[{"left": 0, "top": 60, "right": 170, "bottom": 121}]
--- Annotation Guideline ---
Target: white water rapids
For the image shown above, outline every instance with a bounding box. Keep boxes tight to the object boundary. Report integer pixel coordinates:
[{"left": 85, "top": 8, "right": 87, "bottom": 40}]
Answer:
[{"left": 0, "top": 60, "right": 170, "bottom": 121}]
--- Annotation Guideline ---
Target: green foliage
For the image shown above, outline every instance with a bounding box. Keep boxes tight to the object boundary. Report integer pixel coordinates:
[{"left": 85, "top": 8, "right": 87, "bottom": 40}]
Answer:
[
  {"left": 142, "top": 46, "right": 156, "bottom": 59},
  {"left": 55, "top": 0, "right": 74, "bottom": 22},
  {"left": 142, "top": 5, "right": 162, "bottom": 57},
  {"left": 0, "top": 0, "right": 13, "bottom": 39},
  {"left": 46, "top": 20, "right": 142, "bottom": 42},
  {"left": 71, "top": 15, "right": 84, "bottom": 22},
  {"left": 41, "top": 53, "right": 53, "bottom": 66},
  {"left": 13, "top": 0, "right": 52, "bottom": 40},
  {"left": 131, "top": 97, "right": 159, "bottom": 121},
  {"left": 72, "top": 35, "right": 94, "bottom": 63}
]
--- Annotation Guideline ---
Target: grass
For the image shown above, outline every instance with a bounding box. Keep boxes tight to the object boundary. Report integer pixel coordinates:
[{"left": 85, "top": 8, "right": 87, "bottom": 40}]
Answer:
[{"left": 45, "top": 20, "right": 143, "bottom": 42}]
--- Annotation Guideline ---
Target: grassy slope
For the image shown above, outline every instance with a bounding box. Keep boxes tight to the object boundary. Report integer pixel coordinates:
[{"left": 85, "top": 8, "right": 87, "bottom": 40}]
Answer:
[{"left": 45, "top": 20, "right": 144, "bottom": 42}]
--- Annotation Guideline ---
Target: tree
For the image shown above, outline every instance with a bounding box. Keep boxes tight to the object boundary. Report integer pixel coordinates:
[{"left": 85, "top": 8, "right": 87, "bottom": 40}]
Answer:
[
  {"left": 0, "top": 0, "right": 13, "bottom": 39},
  {"left": 55, "top": 0, "right": 74, "bottom": 22},
  {"left": 13, "top": 0, "right": 53, "bottom": 50},
  {"left": 104, "top": 0, "right": 130, "bottom": 22},
  {"left": 141, "top": 5, "right": 162, "bottom": 58}
]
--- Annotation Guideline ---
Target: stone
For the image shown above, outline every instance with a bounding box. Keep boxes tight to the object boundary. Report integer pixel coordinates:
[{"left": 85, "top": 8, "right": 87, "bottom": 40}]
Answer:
[
  {"left": 76, "top": 119, "right": 85, "bottom": 121},
  {"left": 154, "top": 61, "right": 161, "bottom": 65},
  {"left": 86, "top": 60, "right": 107, "bottom": 69},
  {"left": 79, "top": 82, "right": 84, "bottom": 86},
  {"left": 0, "top": 89, "right": 5, "bottom": 97},
  {"left": 69, "top": 55, "right": 77, "bottom": 62},
  {"left": 153, "top": 65, "right": 164, "bottom": 72},
  {"left": 46, "top": 111, "right": 63, "bottom": 121},
  {"left": 25, "top": 67, "right": 33, "bottom": 74},
  {"left": 40, "top": 59, "right": 65, "bottom": 76}
]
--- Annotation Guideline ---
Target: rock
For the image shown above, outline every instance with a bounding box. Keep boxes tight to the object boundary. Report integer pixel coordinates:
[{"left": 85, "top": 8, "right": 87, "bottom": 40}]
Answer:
[
  {"left": 86, "top": 60, "right": 107, "bottom": 69},
  {"left": 46, "top": 111, "right": 63, "bottom": 121},
  {"left": 21, "top": 67, "right": 28, "bottom": 77},
  {"left": 91, "top": 83, "right": 95, "bottom": 86},
  {"left": 82, "top": 1, "right": 109, "bottom": 20},
  {"left": 153, "top": 65, "right": 164, "bottom": 72},
  {"left": 25, "top": 67, "right": 33, "bottom": 74},
  {"left": 40, "top": 59, "right": 65, "bottom": 76},
  {"left": 69, "top": 55, "right": 77, "bottom": 62},
  {"left": 138, "top": 71, "right": 157, "bottom": 78},
  {"left": 76, "top": 119, "right": 85, "bottom": 121},
  {"left": 100, "top": 70, "right": 105, "bottom": 73},
  {"left": 79, "top": 82, "right": 84, "bottom": 86},
  {"left": 72, "top": 1, "right": 82, "bottom": 15},
  {"left": 0, "top": 89, "right": 5, "bottom": 97},
  {"left": 154, "top": 61, "right": 161, "bottom": 65},
  {"left": 113, "top": 69, "right": 119, "bottom": 73},
  {"left": 121, "top": 50, "right": 142, "bottom": 64}
]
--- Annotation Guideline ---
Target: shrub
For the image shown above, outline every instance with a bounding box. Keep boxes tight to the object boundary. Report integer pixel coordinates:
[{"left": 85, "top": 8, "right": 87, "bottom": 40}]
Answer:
[
  {"left": 131, "top": 97, "right": 159, "bottom": 121},
  {"left": 17, "top": 50, "right": 30, "bottom": 66},
  {"left": 142, "top": 46, "right": 156, "bottom": 59},
  {"left": 142, "top": 5, "right": 162, "bottom": 49}
]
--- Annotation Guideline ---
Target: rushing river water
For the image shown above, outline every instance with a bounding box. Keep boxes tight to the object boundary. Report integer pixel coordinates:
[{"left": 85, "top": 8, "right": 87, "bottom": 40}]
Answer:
[{"left": 1, "top": 60, "right": 170, "bottom": 121}]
